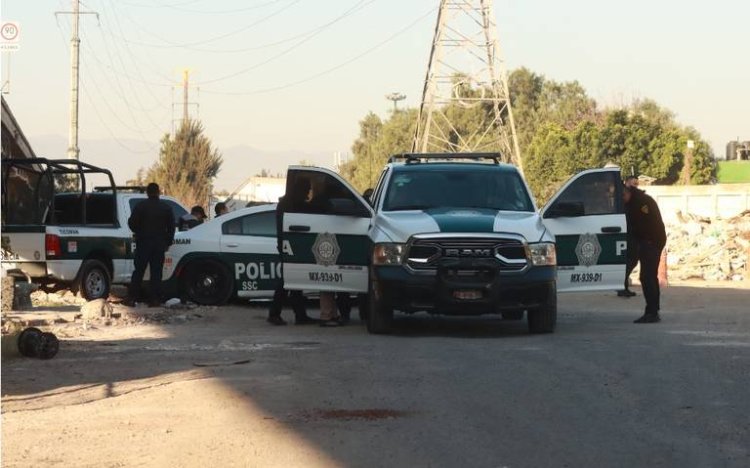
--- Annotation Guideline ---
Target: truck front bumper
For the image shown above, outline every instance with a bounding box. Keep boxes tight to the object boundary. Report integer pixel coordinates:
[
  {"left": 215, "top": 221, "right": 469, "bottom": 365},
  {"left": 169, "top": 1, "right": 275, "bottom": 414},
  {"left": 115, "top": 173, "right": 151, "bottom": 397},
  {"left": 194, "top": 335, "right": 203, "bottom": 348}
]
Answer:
[{"left": 374, "top": 262, "right": 555, "bottom": 315}]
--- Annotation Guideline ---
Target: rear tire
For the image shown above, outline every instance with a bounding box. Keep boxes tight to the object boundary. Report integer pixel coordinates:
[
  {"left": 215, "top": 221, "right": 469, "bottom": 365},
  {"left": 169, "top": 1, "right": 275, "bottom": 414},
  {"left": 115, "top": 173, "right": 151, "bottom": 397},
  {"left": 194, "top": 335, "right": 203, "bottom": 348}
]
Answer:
[
  {"left": 366, "top": 279, "right": 393, "bottom": 334},
  {"left": 77, "top": 259, "right": 111, "bottom": 301},
  {"left": 182, "top": 260, "right": 234, "bottom": 306},
  {"left": 527, "top": 284, "right": 557, "bottom": 334}
]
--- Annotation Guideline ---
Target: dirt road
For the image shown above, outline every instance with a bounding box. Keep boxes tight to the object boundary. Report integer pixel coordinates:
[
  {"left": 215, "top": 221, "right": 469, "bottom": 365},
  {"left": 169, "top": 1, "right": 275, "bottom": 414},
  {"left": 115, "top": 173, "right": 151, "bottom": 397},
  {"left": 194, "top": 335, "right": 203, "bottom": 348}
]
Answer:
[{"left": 2, "top": 281, "right": 749, "bottom": 467}]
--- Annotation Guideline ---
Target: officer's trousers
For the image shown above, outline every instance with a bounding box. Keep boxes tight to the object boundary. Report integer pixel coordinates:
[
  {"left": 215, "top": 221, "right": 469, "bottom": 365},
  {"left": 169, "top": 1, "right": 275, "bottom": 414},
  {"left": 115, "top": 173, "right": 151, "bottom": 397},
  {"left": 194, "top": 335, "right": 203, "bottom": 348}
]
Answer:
[
  {"left": 638, "top": 240, "right": 663, "bottom": 315},
  {"left": 130, "top": 238, "right": 166, "bottom": 303}
]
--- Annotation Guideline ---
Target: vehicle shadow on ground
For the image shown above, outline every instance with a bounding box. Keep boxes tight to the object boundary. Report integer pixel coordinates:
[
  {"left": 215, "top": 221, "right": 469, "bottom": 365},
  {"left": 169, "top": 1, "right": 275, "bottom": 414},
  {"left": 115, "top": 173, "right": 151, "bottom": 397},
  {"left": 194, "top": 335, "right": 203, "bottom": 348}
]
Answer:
[{"left": 3, "top": 284, "right": 750, "bottom": 467}]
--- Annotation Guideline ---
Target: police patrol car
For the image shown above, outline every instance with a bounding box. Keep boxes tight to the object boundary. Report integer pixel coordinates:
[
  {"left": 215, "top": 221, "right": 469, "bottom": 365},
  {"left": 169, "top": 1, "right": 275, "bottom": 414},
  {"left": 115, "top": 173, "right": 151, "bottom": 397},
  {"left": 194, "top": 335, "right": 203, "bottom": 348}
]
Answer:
[
  {"left": 1, "top": 158, "right": 189, "bottom": 300},
  {"left": 280, "top": 153, "right": 628, "bottom": 334},
  {"left": 162, "top": 204, "right": 283, "bottom": 305}
]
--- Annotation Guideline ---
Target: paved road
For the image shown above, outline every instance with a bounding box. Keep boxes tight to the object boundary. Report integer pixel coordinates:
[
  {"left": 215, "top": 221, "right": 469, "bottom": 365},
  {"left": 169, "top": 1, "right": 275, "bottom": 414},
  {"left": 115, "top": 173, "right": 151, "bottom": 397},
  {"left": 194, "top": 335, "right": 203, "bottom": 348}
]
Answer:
[{"left": 3, "top": 283, "right": 750, "bottom": 467}]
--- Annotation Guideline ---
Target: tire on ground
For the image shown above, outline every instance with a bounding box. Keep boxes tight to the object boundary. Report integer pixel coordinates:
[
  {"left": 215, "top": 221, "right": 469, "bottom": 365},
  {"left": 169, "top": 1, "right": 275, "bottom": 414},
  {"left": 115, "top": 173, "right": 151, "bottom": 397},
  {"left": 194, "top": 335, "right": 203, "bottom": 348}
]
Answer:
[
  {"left": 182, "top": 259, "right": 234, "bottom": 306},
  {"left": 76, "top": 259, "right": 111, "bottom": 301},
  {"left": 527, "top": 284, "right": 557, "bottom": 334},
  {"left": 366, "top": 279, "right": 393, "bottom": 334}
]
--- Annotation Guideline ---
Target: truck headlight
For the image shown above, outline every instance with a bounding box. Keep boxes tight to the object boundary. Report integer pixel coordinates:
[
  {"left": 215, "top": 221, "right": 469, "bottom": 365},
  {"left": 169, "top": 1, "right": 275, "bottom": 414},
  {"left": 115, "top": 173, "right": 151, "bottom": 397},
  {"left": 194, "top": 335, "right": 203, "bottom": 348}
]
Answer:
[
  {"left": 373, "top": 243, "right": 405, "bottom": 265},
  {"left": 527, "top": 243, "right": 556, "bottom": 266}
]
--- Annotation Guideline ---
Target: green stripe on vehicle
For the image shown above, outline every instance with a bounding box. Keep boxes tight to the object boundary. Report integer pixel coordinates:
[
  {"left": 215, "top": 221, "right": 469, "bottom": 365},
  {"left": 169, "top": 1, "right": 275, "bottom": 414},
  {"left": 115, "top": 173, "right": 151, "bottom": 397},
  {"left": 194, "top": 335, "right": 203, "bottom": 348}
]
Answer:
[
  {"left": 282, "top": 233, "right": 370, "bottom": 266},
  {"left": 556, "top": 233, "right": 628, "bottom": 266},
  {"left": 424, "top": 208, "right": 496, "bottom": 233}
]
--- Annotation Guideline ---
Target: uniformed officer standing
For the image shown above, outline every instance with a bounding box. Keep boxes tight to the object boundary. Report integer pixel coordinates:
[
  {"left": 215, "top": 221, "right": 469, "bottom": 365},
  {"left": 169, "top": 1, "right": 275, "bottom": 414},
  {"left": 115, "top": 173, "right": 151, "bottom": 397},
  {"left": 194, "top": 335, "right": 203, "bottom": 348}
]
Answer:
[
  {"left": 619, "top": 176, "right": 640, "bottom": 297},
  {"left": 623, "top": 185, "right": 667, "bottom": 323},
  {"left": 267, "top": 178, "right": 317, "bottom": 325},
  {"left": 125, "top": 183, "right": 175, "bottom": 307}
]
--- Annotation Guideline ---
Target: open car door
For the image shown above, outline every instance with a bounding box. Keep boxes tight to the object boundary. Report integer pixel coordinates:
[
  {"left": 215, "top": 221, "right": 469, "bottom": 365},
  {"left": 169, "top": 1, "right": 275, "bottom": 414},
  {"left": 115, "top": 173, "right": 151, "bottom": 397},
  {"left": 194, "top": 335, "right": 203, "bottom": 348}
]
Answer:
[
  {"left": 541, "top": 168, "right": 627, "bottom": 292},
  {"left": 281, "top": 167, "right": 373, "bottom": 293}
]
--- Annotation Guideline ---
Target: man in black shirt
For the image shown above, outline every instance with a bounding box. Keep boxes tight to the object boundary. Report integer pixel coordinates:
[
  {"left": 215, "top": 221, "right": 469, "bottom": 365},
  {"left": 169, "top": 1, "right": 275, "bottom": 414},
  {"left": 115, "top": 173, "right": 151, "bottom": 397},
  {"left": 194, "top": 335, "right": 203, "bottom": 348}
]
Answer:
[
  {"left": 267, "top": 178, "right": 316, "bottom": 325},
  {"left": 623, "top": 185, "right": 667, "bottom": 323},
  {"left": 125, "top": 183, "right": 175, "bottom": 307}
]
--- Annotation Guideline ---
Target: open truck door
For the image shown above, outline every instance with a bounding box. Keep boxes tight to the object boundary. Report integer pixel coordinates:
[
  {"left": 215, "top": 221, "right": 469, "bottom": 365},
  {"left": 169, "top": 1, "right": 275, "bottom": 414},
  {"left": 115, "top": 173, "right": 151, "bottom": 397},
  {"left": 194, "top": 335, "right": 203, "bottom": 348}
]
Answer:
[
  {"left": 281, "top": 167, "right": 373, "bottom": 293},
  {"left": 542, "top": 168, "right": 627, "bottom": 292}
]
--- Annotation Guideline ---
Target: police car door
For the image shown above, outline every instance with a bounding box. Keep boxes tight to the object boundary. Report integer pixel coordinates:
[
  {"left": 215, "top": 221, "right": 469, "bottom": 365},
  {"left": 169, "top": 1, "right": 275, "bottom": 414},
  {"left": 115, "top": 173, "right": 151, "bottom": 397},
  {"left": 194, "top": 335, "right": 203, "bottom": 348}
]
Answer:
[
  {"left": 541, "top": 168, "right": 627, "bottom": 292},
  {"left": 281, "top": 167, "right": 373, "bottom": 293},
  {"left": 219, "top": 208, "right": 280, "bottom": 297}
]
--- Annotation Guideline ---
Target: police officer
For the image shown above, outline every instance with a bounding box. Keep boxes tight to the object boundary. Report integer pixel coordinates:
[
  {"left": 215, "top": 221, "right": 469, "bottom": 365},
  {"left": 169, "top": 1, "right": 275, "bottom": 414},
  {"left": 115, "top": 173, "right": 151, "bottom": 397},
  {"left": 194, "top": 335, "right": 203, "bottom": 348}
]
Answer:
[
  {"left": 214, "top": 202, "right": 229, "bottom": 218},
  {"left": 179, "top": 205, "right": 206, "bottom": 231},
  {"left": 267, "top": 178, "right": 317, "bottom": 325},
  {"left": 125, "top": 183, "right": 175, "bottom": 307},
  {"left": 623, "top": 184, "right": 666, "bottom": 323},
  {"left": 618, "top": 176, "right": 639, "bottom": 297}
]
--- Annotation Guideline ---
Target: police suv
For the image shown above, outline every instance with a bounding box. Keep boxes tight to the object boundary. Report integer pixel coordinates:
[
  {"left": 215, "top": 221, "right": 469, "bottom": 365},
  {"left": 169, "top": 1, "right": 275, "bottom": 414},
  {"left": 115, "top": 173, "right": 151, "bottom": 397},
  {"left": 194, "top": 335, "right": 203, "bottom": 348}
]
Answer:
[
  {"left": 281, "top": 153, "right": 628, "bottom": 334},
  {"left": 1, "top": 158, "right": 189, "bottom": 300}
]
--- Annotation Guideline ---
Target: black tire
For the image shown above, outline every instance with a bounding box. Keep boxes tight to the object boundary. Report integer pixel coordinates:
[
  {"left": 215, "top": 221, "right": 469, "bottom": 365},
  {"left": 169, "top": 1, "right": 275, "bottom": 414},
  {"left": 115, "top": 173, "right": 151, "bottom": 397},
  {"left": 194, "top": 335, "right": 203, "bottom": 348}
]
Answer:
[
  {"left": 77, "top": 259, "right": 111, "bottom": 301},
  {"left": 527, "top": 284, "right": 557, "bottom": 334},
  {"left": 182, "top": 259, "right": 234, "bottom": 306},
  {"left": 357, "top": 293, "right": 370, "bottom": 322},
  {"left": 17, "top": 327, "right": 43, "bottom": 357},
  {"left": 366, "top": 279, "right": 393, "bottom": 334},
  {"left": 502, "top": 309, "right": 524, "bottom": 321}
]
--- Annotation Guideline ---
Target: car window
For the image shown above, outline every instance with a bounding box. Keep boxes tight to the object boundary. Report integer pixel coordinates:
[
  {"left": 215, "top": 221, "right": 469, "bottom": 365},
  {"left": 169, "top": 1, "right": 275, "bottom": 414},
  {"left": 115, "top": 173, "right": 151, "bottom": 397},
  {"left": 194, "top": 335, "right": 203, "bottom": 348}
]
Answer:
[
  {"left": 129, "top": 198, "right": 187, "bottom": 227},
  {"left": 548, "top": 171, "right": 622, "bottom": 216},
  {"left": 285, "top": 171, "right": 367, "bottom": 216},
  {"left": 51, "top": 194, "right": 116, "bottom": 225},
  {"left": 383, "top": 169, "right": 534, "bottom": 212},
  {"left": 221, "top": 211, "right": 276, "bottom": 237}
]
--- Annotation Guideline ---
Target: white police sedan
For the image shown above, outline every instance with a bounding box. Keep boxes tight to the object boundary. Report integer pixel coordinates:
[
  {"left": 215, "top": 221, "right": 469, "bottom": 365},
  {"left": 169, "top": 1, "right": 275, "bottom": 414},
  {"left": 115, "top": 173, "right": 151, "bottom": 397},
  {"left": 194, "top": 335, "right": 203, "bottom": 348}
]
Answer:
[{"left": 162, "top": 204, "right": 282, "bottom": 305}]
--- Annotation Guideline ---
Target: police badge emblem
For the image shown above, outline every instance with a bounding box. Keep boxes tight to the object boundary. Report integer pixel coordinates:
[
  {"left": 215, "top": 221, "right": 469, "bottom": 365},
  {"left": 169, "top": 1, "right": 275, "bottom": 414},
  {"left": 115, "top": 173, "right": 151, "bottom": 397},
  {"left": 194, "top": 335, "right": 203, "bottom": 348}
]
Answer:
[
  {"left": 575, "top": 233, "right": 602, "bottom": 267},
  {"left": 312, "top": 232, "right": 341, "bottom": 266}
]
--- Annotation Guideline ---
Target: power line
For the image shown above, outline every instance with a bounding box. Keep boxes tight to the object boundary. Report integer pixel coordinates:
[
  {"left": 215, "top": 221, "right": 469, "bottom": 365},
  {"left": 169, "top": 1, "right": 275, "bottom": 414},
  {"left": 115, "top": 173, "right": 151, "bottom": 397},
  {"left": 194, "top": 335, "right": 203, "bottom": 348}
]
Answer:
[
  {"left": 197, "top": 0, "right": 373, "bottom": 84},
  {"left": 200, "top": 6, "right": 436, "bottom": 95},
  {"left": 123, "top": 0, "right": 376, "bottom": 54},
  {"left": 123, "top": 0, "right": 286, "bottom": 15},
  {"left": 114, "top": 0, "right": 303, "bottom": 49}
]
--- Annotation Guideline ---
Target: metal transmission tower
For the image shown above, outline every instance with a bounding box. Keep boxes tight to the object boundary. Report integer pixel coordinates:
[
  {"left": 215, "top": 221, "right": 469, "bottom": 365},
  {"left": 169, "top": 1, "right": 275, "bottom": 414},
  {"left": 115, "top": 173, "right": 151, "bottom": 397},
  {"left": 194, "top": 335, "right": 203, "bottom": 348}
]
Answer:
[{"left": 412, "top": 0, "right": 522, "bottom": 170}]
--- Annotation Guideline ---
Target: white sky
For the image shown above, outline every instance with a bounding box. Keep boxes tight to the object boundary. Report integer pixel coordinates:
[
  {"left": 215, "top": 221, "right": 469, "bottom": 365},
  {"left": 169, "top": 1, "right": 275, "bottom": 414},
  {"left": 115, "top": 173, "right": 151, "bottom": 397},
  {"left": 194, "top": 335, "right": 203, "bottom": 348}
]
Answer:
[{"left": 1, "top": 0, "right": 748, "bottom": 175}]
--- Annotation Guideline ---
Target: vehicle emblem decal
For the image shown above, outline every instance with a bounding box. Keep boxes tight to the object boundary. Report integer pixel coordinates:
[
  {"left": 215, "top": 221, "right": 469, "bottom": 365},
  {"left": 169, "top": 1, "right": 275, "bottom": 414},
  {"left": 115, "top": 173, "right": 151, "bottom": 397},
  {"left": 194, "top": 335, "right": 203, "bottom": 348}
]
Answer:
[
  {"left": 575, "top": 233, "right": 601, "bottom": 267},
  {"left": 312, "top": 232, "right": 340, "bottom": 266}
]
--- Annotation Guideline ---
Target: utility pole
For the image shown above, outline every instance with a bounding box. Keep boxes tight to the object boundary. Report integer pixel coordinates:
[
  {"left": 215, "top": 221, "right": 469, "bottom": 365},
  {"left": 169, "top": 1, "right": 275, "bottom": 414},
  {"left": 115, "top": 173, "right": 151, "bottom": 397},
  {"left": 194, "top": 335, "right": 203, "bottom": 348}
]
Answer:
[
  {"left": 182, "top": 69, "right": 189, "bottom": 124},
  {"left": 683, "top": 140, "right": 695, "bottom": 185},
  {"left": 55, "top": 1, "right": 98, "bottom": 161},
  {"left": 412, "top": 0, "right": 522, "bottom": 172},
  {"left": 171, "top": 69, "right": 199, "bottom": 135}
]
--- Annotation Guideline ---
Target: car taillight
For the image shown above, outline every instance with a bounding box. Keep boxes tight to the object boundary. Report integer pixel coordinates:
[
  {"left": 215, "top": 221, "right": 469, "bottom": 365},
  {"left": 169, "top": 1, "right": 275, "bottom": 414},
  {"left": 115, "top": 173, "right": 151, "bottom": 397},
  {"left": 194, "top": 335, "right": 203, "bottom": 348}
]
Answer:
[{"left": 45, "top": 234, "right": 62, "bottom": 258}]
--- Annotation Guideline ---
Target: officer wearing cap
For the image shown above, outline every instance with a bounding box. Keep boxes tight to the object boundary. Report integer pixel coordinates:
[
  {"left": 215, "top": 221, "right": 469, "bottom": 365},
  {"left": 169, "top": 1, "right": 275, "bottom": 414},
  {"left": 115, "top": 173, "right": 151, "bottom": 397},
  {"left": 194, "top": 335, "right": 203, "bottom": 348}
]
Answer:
[{"left": 623, "top": 184, "right": 667, "bottom": 323}]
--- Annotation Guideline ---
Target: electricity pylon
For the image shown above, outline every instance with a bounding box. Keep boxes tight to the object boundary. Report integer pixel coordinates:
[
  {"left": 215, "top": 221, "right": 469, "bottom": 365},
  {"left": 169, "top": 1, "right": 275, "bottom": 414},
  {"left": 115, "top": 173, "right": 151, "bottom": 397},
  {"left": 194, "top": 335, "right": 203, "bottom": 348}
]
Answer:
[{"left": 412, "top": 0, "right": 522, "bottom": 171}]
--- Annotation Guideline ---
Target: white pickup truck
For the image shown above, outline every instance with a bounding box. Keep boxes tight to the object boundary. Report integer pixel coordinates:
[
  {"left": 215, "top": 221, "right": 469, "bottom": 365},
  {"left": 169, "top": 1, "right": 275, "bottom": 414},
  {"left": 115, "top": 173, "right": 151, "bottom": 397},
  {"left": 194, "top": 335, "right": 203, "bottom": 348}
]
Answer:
[{"left": 1, "top": 158, "right": 188, "bottom": 300}]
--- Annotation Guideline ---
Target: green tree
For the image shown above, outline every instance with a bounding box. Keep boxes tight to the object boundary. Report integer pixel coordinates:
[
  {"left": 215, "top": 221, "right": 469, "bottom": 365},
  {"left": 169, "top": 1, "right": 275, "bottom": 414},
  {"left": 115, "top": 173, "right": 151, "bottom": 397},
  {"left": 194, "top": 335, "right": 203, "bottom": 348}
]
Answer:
[{"left": 147, "top": 120, "right": 222, "bottom": 209}]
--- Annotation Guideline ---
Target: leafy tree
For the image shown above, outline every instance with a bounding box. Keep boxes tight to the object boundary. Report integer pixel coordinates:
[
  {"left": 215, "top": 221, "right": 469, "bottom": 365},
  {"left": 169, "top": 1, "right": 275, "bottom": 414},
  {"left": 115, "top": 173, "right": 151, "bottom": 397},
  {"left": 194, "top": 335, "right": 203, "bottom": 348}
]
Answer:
[{"left": 146, "top": 120, "right": 222, "bottom": 209}]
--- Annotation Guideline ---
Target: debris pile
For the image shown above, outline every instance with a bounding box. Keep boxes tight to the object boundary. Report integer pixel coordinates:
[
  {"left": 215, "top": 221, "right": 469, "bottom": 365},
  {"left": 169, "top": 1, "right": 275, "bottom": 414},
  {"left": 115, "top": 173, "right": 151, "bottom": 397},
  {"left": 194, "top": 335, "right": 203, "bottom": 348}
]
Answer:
[{"left": 666, "top": 210, "right": 750, "bottom": 281}]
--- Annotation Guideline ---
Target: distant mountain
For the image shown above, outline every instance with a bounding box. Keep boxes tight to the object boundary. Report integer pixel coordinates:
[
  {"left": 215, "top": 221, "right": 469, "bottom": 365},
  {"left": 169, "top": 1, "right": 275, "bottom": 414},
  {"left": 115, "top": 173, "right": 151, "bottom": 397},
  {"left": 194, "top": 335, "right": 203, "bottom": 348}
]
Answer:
[{"left": 27, "top": 134, "right": 334, "bottom": 191}]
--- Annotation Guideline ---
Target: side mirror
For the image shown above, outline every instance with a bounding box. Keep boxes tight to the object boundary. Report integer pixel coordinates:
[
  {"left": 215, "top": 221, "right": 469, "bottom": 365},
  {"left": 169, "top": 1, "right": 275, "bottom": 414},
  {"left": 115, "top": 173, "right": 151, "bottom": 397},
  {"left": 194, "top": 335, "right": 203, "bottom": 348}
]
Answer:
[{"left": 546, "top": 201, "right": 585, "bottom": 218}]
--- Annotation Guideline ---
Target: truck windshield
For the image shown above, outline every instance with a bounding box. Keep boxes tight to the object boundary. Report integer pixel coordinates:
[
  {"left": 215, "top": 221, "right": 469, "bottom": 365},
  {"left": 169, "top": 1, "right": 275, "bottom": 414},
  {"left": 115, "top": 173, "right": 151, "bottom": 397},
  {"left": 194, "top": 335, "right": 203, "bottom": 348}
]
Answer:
[{"left": 383, "top": 169, "right": 534, "bottom": 212}]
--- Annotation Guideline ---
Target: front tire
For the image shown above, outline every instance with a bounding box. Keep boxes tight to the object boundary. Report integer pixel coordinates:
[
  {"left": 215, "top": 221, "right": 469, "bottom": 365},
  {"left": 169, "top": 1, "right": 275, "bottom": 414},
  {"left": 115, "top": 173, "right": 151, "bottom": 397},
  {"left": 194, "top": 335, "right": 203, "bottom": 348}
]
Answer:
[
  {"left": 527, "top": 283, "right": 557, "bottom": 334},
  {"left": 366, "top": 279, "right": 393, "bottom": 334},
  {"left": 182, "top": 260, "right": 234, "bottom": 306},
  {"left": 77, "top": 259, "right": 111, "bottom": 301}
]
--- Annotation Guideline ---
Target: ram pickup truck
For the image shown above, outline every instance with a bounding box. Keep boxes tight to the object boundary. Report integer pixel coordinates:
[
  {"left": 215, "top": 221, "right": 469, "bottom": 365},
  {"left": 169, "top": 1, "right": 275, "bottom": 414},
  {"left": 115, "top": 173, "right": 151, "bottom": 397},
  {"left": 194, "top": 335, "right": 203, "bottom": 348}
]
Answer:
[
  {"left": 1, "top": 158, "right": 188, "bottom": 300},
  {"left": 279, "top": 153, "right": 628, "bottom": 334}
]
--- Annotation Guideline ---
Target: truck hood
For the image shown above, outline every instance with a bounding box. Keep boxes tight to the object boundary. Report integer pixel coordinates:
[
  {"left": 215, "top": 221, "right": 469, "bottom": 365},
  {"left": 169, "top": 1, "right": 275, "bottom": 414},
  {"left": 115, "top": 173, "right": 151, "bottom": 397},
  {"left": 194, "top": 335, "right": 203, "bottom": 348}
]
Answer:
[{"left": 374, "top": 208, "right": 545, "bottom": 243}]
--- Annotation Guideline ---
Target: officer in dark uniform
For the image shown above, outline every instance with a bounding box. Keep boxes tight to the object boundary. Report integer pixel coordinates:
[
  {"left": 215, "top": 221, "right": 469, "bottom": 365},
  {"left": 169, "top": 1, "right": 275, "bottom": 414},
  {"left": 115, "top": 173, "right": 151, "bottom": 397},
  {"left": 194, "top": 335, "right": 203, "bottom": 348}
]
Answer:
[
  {"left": 125, "top": 183, "right": 175, "bottom": 307},
  {"left": 267, "top": 178, "right": 317, "bottom": 325},
  {"left": 623, "top": 185, "right": 667, "bottom": 323},
  {"left": 619, "top": 176, "right": 639, "bottom": 297}
]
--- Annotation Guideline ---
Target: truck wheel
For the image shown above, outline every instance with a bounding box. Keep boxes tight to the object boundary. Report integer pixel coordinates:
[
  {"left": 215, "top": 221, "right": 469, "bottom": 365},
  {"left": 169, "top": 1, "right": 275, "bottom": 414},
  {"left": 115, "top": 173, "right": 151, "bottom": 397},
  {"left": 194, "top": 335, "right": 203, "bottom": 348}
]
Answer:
[
  {"left": 366, "top": 280, "right": 393, "bottom": 334},
  {"left": 182, "top": 260, "right": 233, "bottom": 306},
  {"left": 77, "top": 259, "right": 111, "bottom": 301},
  {"left": 357, "top": 293, "right": 370, "bottom": 322},
  {"left": 527, "top": 285, "right": 557, "bottom": 334}
]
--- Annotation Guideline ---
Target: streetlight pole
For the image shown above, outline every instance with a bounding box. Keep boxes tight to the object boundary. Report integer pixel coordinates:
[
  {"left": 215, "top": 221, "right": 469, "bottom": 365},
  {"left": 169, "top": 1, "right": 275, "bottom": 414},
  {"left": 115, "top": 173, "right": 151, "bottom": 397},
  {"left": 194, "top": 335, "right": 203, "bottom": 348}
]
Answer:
[{"left": 385, "top": 92, "right": 406, "bottom": 113}]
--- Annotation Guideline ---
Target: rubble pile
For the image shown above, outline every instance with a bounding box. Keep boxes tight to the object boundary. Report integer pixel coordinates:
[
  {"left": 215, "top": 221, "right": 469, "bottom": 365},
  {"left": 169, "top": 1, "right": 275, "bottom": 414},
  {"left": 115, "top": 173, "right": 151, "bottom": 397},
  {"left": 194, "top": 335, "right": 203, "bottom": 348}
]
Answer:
[{"left": 666, "top": 210, "right": 750, "bottom": 281}]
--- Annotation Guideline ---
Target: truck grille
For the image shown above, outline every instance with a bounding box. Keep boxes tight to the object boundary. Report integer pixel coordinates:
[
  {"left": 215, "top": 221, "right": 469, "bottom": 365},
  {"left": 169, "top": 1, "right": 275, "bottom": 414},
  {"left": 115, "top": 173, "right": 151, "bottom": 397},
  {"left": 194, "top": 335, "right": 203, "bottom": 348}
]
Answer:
[{"left": 406, "top": 237, "right": 528, "bottom": 272}]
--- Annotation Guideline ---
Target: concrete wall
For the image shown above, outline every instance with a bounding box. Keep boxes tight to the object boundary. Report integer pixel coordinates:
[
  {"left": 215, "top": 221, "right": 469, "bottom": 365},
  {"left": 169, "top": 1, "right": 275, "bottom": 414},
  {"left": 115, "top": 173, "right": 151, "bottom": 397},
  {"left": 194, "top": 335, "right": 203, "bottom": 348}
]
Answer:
[{"left": 644, "top": 184, "right": 750, "bottom": 222}]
